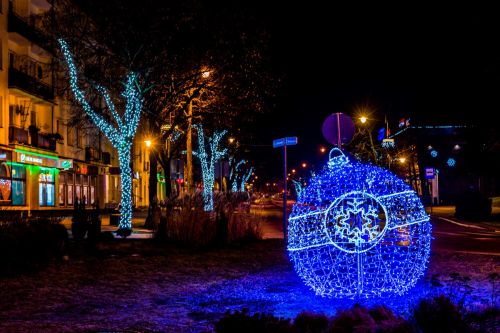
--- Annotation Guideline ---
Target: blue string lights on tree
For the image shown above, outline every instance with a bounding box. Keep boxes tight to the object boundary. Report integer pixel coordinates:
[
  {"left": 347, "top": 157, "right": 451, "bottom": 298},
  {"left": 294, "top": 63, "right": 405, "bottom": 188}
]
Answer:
[
  {"left": 59, "top": 39, "right": 142, "bottom": 234},
  {"left": 287, "top": 148, "right": 432, "bottom": 298},
  {"left": 193, "top": 125, "right": 227, "bottom": 211}
]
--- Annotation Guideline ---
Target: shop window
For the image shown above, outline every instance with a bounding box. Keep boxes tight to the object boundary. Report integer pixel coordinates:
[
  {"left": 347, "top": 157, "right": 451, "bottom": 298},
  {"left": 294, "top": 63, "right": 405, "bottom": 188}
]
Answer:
[
  {"left": 39, "top": 170, "right": 55, "bottom": 207},
  {"left": 75, "top": 174, "right": 81, "bottom": 203},
  {"left": 0, "top": 162, "right": 11, "bottom": 204},
  {"left": 11, "top": 164, "right": 26, "bottom": 205},
  {"left": 58, "top": 172, "right": 65, "bottom": 206},
  {"left": 67, "top": 184, "right": 74, "bottom": 206}
]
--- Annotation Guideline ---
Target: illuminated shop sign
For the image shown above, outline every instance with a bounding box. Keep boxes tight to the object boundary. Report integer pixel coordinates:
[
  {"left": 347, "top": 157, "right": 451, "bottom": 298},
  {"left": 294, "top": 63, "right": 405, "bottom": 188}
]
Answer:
[
  {"left": 21, "top": 153, "right": 43, "bottom": 164},
  {"left": 15, "top": 150, "right": 59, "bottom": 167},
  {"left": 59, "top": 159, "right": 73, "bottom": 170}
]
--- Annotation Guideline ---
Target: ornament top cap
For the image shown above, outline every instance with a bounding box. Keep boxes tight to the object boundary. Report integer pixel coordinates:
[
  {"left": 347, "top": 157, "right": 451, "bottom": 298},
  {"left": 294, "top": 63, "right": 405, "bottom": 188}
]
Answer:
[{"left": 328, "top": 148, "right": 350, "bottom": 169}]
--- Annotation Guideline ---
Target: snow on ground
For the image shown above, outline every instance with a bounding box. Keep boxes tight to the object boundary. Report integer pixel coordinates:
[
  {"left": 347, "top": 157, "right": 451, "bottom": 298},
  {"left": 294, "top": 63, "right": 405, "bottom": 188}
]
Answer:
[{"left": 0, "top": 239, "right": 498, "bottom": 332}]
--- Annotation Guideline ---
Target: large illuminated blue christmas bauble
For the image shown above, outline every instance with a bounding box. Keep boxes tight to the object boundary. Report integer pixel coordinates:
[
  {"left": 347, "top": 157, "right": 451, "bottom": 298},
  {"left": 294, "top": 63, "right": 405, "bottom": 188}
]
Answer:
[{"left": 288, "top": 149, "right": 431, "bottom": 298}]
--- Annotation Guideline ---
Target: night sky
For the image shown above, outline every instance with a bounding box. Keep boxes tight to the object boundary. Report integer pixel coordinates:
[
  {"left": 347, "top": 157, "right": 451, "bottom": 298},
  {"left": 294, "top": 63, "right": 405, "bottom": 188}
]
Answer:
[
  {"left": 253, "top": 2, "right": 500, "bottom": 178},
  {"left": 77, "top": 1, "right": 500, "bottom": 179}
]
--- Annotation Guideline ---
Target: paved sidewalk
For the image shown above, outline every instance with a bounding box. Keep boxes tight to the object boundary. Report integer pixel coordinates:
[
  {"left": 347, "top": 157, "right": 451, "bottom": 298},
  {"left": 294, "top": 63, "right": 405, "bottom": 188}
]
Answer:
[
  {"left": 61, "top": 213, "right": 154, "bottom": 239},
  {"left": 426, "top": 205, "right": 500, "bottom": 233}
]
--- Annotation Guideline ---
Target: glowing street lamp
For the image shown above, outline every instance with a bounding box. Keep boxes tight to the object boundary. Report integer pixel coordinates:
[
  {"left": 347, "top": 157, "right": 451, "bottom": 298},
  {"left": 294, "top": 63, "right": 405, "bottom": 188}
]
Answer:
[
  {"left": 359, "top": 116, "right": 368, "bottom": 124},
  {"left": 144, "top": 139, "right": 152, "bottom": 148},
  {"left": 301, "top": 162, "right": 307, "bottom": 168},
  {"left": 399, "top": 157, "right": 406, "bottom": 164},
  {"left": 320, "top": 147, "right": 327, "bottom": 154}
]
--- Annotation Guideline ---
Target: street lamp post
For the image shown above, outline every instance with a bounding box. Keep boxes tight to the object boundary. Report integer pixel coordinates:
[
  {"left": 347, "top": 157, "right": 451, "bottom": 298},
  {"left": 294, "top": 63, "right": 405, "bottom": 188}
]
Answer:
[{"left": 184, "top": 69, "right": 211, "bottom": 195}]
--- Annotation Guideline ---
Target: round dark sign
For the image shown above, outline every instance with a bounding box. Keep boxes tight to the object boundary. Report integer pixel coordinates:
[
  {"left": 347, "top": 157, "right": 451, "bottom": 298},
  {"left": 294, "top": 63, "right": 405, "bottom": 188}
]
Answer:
[{"left": 322, "top": 113, "right": 355, "bottom": 146}]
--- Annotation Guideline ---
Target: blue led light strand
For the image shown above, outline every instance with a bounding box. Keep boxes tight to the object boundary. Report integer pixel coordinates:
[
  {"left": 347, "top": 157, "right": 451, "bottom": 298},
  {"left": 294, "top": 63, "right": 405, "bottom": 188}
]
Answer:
[
  {"left": 240, "top": 166, "right": 254, "bottom": 192},
  {"left": 288, "top": 148, "right": 431, "bottom": 298},
  {"left": 58, "top": 39, "right": 142, "bottom": 232},
  {"left": 230, "top": 159, "right": 246, "bottom": 192},
  {"left": 193, "top": 125, "right": 227, "bottom": 211}
]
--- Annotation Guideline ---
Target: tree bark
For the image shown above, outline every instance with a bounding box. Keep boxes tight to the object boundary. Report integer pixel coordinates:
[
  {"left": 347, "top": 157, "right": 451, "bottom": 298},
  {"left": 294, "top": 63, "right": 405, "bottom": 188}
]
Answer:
[
  {"left": 144, "top": 150, "right": 158, "bottom": 229},
  {"left": 117, "top": 142, "right": 133, "bottom": 233}
]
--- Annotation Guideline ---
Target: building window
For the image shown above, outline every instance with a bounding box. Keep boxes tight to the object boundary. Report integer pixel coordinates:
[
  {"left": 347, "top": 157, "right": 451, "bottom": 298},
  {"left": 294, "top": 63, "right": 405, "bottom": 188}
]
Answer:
[
  {"left": 76, "top": 127, "right": 82, "bottom": 148},
  {"left": 0, "top": 162, "right": 11, "bottom": 204},
  {"left": 0, "top": 96, "right": 3, "bottom": 128},
  {"left": 67, "top": 126, "right": 74, "bottom": 146},
  {"left": 11, "top": 164, "right": 26, "bottom": 205},
  {"left": 58, "top": 172, "right": 66, "bottom": 206},
  {"left": 56, "top": 119, "right": 62, "bottom": 135},
  {"left": 31, "top": 110, "right": 37, "bottom": 126},
  {"left": 39, "top": 170, "right": 55, "bottom": 207}
]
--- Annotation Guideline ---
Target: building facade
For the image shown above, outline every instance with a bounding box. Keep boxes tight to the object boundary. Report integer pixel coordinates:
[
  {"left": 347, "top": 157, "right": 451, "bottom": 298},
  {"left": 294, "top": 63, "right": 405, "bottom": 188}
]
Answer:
[{"left": 0, "top": 0, "right": 121, "bottom": 214}]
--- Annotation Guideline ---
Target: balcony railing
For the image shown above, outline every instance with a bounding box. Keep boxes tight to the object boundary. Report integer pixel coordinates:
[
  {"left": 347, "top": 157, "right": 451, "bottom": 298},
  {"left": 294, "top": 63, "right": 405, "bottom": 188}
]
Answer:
[
  {"left": 86, "top": 147, "right": 112, "bottom": 165},
  {"left": 8, "top": 1, "right": 51, "bottom": 52},
  {"left": 8, "top": 126, "right": 29, "bottom": 145},
  {"left": 8, "top": 53, "right": 54, "bottom": 102},
  {"left": 34, "top": 133, "right": 57, "bottom": 151}
]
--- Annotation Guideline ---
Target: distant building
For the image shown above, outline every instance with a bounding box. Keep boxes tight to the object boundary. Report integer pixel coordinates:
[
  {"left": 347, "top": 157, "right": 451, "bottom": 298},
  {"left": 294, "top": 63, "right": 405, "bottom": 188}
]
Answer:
[{"left": 391, "top": 123, "right": 499, "bottom": 205}]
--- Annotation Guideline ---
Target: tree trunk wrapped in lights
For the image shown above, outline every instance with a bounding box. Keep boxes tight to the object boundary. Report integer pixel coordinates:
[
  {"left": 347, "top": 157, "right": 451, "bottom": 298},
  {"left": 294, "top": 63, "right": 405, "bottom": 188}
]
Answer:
[
  {"left": 239, "top": 167, "right": 254, "bottom": 192},
  {"left": 58, "top": 39, "right": 142, "bottom": 235},
  {"left": 192, "top": 125, "right": 227, "bottom": 211}
]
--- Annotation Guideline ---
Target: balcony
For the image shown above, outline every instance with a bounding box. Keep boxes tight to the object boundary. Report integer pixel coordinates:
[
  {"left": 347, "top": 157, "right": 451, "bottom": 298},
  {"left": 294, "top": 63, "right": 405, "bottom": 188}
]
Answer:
[
  {"left": 9, "top": 126, "right": 29, "bottom": 145},
  {"left": 85, "top": 146, "right": 100, "bottom": 162},
  {"left": 86, "top": 147, "right": 112, "bottom": 165},
  {"left": 8, "top": 53, "right": 54, "bottom": 102},
  {"left": 8, "top": 2, "right": 51, "bottom": 52},
  {"left": 33, "top": 133, "right": 57, "bottom": 151}
]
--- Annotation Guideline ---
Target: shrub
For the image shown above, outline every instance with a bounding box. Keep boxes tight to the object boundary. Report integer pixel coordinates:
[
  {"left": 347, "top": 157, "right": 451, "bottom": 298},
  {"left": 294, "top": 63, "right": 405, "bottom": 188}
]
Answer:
[
  {"left": 0, "top": 219, "right": 68, "bottom": 276},
  {"left": 215, "top": 309, "right": 291, "bottom": 333},
  {"left": 292, "top": 311, "right": 329, "bottom": 332},
  {"left": 330, "top": 304, "right": 411, "bottom": 333},
  {"left": 156, "top": 192, "right": 262, "bottom": 246},
  {"left": 412, "top": 295, "right": 470, "bottom": 333}
]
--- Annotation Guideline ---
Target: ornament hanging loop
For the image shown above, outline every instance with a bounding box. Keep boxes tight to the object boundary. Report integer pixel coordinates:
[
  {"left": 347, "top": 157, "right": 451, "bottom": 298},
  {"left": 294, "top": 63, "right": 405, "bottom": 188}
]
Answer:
[{"left": 328, "top": 147, "right": 349, "bottom": 168}]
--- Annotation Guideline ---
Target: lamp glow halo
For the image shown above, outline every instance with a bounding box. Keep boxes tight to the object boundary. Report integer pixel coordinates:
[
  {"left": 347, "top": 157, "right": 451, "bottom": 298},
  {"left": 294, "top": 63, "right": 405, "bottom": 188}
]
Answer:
[{"left": 287, "top": 148, "right": 431, "bottom": 298}]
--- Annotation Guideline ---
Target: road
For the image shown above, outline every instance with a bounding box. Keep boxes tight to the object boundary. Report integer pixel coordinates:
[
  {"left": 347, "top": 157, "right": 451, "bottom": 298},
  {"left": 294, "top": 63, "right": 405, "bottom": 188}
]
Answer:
[{"left": 254, "top": 205, "right": 500, "bottom": 256}]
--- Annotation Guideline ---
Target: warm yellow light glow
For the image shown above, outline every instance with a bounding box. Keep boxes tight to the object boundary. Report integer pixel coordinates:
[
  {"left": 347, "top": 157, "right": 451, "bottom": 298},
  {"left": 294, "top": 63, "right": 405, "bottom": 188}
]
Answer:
[
  {"left": 320, "top": 147, "right": 326, "bottom": 153},
  {"left": 360, "top": 116, "right": 368, "bottom": 124},
  {"left": 399, "top": 157, "right": 406, "bottom": 163},
  {"left": 201, "top": 70, "right": 211, "bottom": 79},
  {"left": 144, "top": 140, "right": 152, "bottom": 148},
  {"left": 292, "top": 169, "right": 296, "bottom": 173},
  {"left": 229, "top": 137, "right": 235, "bottom": 144},
  {"left": 301, "top": 163, "right": 307, "bottom": 168}
]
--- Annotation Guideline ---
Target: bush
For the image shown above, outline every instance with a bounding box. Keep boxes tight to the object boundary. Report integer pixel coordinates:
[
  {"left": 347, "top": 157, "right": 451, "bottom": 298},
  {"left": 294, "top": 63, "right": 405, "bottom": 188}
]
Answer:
[
  {"left": 330, "top": 305, "right": 411, "bottom": 333},
  {"left": 455, "top": 190, "right": 492, "bottom": 221},
  {"left": 293, "top": 312, "right": 329, "bottom": 332},
  {"left": 156, "top": 192, "right": 262, "bottom": 246},
  {"left": 412, "top": 295, "right": 470, "bottom": 333},
  {"left": 0, "top": 219, "right": 68, "bottom": 276},
  {"left": 214, "top": 306, "right": 411, "bottom": 333},
  {"left": 215, "top": 309, "right": 291, "bottom": 333}
]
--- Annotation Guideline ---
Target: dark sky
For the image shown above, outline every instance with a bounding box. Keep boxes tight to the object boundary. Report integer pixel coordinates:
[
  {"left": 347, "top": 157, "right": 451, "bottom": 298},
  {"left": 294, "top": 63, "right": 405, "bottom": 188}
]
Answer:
[
  {"left": 251, "top": 2, "right": 500, "bottom": 178},
  {"left": 77, "top": 1, "right": 500, "bottom": 179}
]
